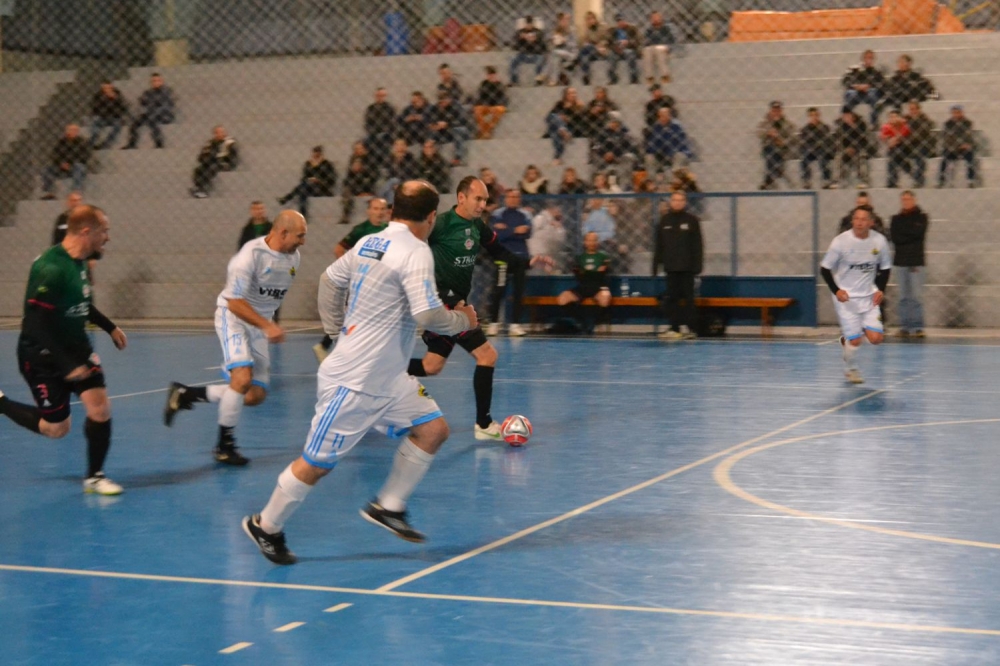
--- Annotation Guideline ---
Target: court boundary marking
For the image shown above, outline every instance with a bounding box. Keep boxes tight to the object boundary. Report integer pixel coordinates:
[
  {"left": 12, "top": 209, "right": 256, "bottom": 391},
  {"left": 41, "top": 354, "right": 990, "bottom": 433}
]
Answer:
[{"left": 713, "top": 418, "right": 1000, "bottom": 549}]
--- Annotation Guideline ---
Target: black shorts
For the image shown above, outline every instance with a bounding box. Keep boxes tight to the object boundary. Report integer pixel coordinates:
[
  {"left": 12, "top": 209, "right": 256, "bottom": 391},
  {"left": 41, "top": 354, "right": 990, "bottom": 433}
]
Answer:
[
  {"left": 18, "top": 355, "right": 106, "bottom": 423},
  {"left": 572, "top": 283, "right": 610, "bottom": 301},
  {"left": 421, "top": 325, "right": 489, "bottom": 359}
]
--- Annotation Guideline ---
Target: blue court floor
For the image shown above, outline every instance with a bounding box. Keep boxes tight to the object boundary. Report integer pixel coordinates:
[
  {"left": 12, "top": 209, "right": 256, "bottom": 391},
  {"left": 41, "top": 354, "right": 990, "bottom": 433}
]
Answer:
[{"left": 3, "top": 330, "right": 1000, "bottom": 665}]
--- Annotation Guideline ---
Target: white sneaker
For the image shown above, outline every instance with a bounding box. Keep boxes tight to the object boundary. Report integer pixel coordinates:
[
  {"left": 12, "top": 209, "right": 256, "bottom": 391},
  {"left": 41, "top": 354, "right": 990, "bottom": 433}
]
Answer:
[
  {"left": 844, "top": 368, "right": 864, "bottom": 384},
  {"left": 658, "top": 330, "right": 684, "bottom": 341},
  {"left": 474, "top": 422, "right": 502, "bottom": 441},
  {"left": 313, "top": 342, "right": 330, "bottom": 364},
  {"left": 83, "top": 473, "right": 123, "bottom": 496},
  {"left": 486, "top": 323, "right": 500, "bottom": 336},
  {"left": 508, "top": 323, "right": 526, "bottom": 337}
]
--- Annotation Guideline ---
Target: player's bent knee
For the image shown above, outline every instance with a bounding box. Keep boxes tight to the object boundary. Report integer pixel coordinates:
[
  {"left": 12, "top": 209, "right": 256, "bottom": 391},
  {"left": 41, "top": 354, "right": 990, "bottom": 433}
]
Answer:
[
  {"left": 40, "top": 418, "right": 71, "bottom": 439},
  {"left": 410, "top": 417, "right": 450, "bottom": 452},
  {"left": 849, "top": 338, "right": 864, "bottom": 347},
  {"left": 228, "top": 367, "right": 254, "bottom": 394},
  {"left": 422, "top": 355, "right": 446, "bottom": 375},
  {"left": 473, "top": 343, "right": 498, "bottom": 367},
  {"left": 244, "top": 386, "right": 267, "bottom": 406},
  {"left": 867, "top": 331, "right": 884, "bottom": 345}
]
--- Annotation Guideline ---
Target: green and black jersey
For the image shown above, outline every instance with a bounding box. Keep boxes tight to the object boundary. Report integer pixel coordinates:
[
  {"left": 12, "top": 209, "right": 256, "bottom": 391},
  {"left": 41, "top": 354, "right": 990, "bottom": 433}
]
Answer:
[
  {"left": 340, "top": 220, "right": 389, "bottom": 250},
  {"left": 428, "top": 207, "right": 517, "bottom": 306},
  {"left": 17, "top": 245, "right": 95, "bottom": 372},
  {"left": 575, "top": 251, "right": 610, "bottom": 290}
]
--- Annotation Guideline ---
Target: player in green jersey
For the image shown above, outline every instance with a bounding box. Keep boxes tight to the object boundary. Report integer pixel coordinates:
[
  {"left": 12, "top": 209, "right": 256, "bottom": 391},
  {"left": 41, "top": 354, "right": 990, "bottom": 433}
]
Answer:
[
  {"left": 407, "top": 176, "right": 524, "bottom": 440},
  {"left": 0, "top": 205, "right": 128, "bottom": 495},
  {"left": 557, "top": 231, "right": 612, "bottom": 332}
]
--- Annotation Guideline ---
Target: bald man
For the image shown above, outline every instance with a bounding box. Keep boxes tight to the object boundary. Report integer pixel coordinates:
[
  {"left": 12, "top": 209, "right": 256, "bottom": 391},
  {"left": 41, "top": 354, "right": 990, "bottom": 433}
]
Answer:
[{"left": 165, "top": 211, "right": 307, "bottom": 465}]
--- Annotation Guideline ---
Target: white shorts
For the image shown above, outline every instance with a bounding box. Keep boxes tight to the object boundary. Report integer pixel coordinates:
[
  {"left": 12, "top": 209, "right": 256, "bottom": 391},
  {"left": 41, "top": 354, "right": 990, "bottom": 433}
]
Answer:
[
  {"left": 833, "top": 295, "right": 883, "bottom": 341},
  {"left": 302, "top": 376, "right": 443, "bottom": 469},
  {"left": 215, "top": 306, "right": 270, "bottom": 388}
]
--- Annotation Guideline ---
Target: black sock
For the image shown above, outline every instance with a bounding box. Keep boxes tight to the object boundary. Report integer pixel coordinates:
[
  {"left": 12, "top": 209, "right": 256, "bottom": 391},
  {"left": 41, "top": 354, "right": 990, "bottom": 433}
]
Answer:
[
  {"left": 473, "top": 365, "right": 494, "bottom": 428},
  {"left": 0, "top": 396, "right": 42, "bottom": 433},
  {"left": 218, "top": 425, "right": 235, "bottom": 448},
  {"left": 85, "top": 417, "right": 112, "bottom": 478},
  {"left": 321, "top": 334, "right": 334, "bottom": 350},
  {"left": 186, "top": 386, "right": 209, "bottom": 403},
  {"left": 408, "top": 358, "right": 427, "bottom": 377}
]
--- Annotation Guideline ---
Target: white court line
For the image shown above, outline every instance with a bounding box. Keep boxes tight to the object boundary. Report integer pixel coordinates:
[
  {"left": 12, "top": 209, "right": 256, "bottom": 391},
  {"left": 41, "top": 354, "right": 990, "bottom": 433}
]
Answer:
[
  {"left": 219, "top": 642, "right": 252, "bottom": 654},
  {"left": 68, "top": 379, "right": 217, "bottom": 406},
  {"left": 324, "top": 602, "right": 352, "bottom": 613},
  {"left": 273, "top": 621, "right": 305, "bottom": 633},
  {"left": 717, "top": 513, "right": 917, "bottom": 524},
  {"left": 816, "top": 339, "right": 838, "bottom": 346}
]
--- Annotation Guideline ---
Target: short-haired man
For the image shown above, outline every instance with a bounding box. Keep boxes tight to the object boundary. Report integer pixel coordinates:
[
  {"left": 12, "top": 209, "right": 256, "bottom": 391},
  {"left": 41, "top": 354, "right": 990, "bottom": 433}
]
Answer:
[
  {"left": 123, "top": 72, "right": 175, "bottom": 149},
  {"left": 904, "top": 101, "right": 935, "bottom": 189},
  {"left": 52, "top": 191, "right": 84, "bottom": 246},
  {"left": 880, "top": 109, "right": 911, "bottom": 189},
  {"left": 757, "top": 101, "right": 795, "bottom": 190},
  {"left": 889, "top": 190, "right": 929, "bottom": 338},
  {"left": 642, "top": 10, "right": 674, "bottom": 84},
  {"left": 938, "top": 105, "right": 978, "bottom": 188},
  {"left": 799, "top": 107, "right": 833, "bottom": 189},
  {"left": 164, "top": 211, "right": 307, "bottom": 465},
  {"left": 821, "top": 207, "right": 892, "bottom": 384},
  {"left": 0, "top": 205, "right": 127, "bottom": 495},
  {"left": 653, "top": 191, "right": 703, "bottom": 340},
  {"left": 473, "top": 66, "right": 508, "bottom": 140},
  {"left": 510, "top": 15, "right": 547, "bottom": 86},
  {"left": 427, "top": 92, "right": 471, "bottom": 167},
  {"left": 842, "top": 49, "right": 885, "bottom": 127},
  {"left": 608, "top": 13, "right": 641, "bottom": 85},
  {"left": 190, "top": 125, "right": 239, "bottom": 198},
  {"left": 41, "top": 124, "right": 90, "bottom": 200},
  {"left": 242, "top": 181, "right": 478, "bottom": 563},
  {"left": 399, "top": 91, "right": 430, "bottom": 146},
  {"left": 364, "top": 87, "right": 397, "bottom": 168},
  {"left": 557, "top": 231, "right": 611, "bottom": 332},
  {"left": 885, "top": 54, "right": 938, "bottom": 111},
  {"left": 838, "top": 191, "right": 885, "bottom": 234},
  {"left": 90, "top": 80, "right": 128, "bottom": 150},
  {"left": 645, "top": 106, "right": 692, "bottom": 179},
  {"left": 487, "top": 189, "right": 533, "bottom": 337},
  {"left": 238, "top": 201, "right": 272, "bottom": 250}
]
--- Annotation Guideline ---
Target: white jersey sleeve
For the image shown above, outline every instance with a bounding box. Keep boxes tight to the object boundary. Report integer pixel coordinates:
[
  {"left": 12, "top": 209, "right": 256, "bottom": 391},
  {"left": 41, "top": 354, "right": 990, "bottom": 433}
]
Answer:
[
  {"left": 401, "top": 244, "right": 444, "bottom": 318},
  {"left": 216, "top": 237, "right": 299, "bottom": 320},
  {"left": 820, "top": 234, "right": 844, "bottom": 273},
  {"left": 877, "top": 233, "right": 893, "bottom": 270}
]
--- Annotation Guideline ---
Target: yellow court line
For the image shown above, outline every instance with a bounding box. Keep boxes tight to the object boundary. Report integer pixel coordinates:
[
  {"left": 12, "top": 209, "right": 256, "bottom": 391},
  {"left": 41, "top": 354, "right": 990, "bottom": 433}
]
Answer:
[
  {"left": 219, "top": 642, "right": 252, "bottom": 654},
  {"left": 273, "top": 622, "right": 305, "bottom": 633},
  {"left": 713, "top": 418, "right": 1000, "bottom": 549},
  {"left": 2, "top": 562, "right": 999, "bottom": 637}
]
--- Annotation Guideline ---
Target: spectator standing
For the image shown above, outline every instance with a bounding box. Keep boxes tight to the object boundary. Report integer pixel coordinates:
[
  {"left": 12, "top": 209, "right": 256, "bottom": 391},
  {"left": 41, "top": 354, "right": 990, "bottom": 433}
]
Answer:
[
  {"left": 529, "top": 203, "right": 568, "bottom": 272},
  {"left": 123, "top": 72, "right": 174, "bottom": 149},
  {"left": 480, "top": 167, "right": 506, "bottom": 212},
  {"left": 547, "top": 12, "right": 578, "bottom": 86},
  {"left": 757, "top": 101, "right": 796, "bottom": 190},
  {"left": 399, "top": 91, "right": 430, "bottom": 146},
  {"left": 417, "top": 139, "right": 451, "bottom": 193},
  {"left": 379, "top": 139, "right": 420, "bottom": 203},
  {"left": 889, "top": 190, "right": 929, "bottom": 338},
  {"left": 473, "top": 66, "right": 508, "bottom": 139},
  {"left": 578, "top": 11, "right": 610, "bottom": 86},
  {"left": 427, "top": 92, "right": 471, "bottom": 166},
  {"left": 558, "top": 167, "right": 588, "bottom": 194},
  {"left": 653, "top": 191, "right": 703, "bottom": 340},
  {"left": 645, "top": 106, "right": 692, "bottom": 179},
  {"left": 799, "top": 107, "right": 833, "bottom": 189},
  {"left": 642, "top": 10, "right": 675, "bottom": 84},
  {"left": 904, "top": 101, "right": 935, "bottom": 189},
  {"left": 518, "top": 164, "right": 549, "bottom": 195},
  {"left": 363, "top": 88, "right": 397, "bottom": 168},
  {"left": 833, "top": 108, "right": 871, "bottom": 189},
  {"left": 880, "top": 109, "right": 912, "bottom": 189},
  {"left": 51, "top": 191, "right": 83, "bottom": 246},
  {"left": 510, "top": 16, "right": 547, "bottom": 86},
  {"left": 41, "top": 124, "right": 90, "bottom": 199},
  {"left": 190, "top": 125, "right": 238, "bottom": 198},
  {"left": 838, "top": 192, "right": 886, "bottom": 234},
  {"left": 488, "top": 189, "right": 533, "bottom": 336},
  {"left": 582, "top": 197, "right": 617, "bottom": 240},
  {"left": 594, "top": 113, "right": 639, "bottom": 190},
  {"left": 842, "top": 49, "right": 886, "bottom": 127},
  {"left": 89, "top": 81, "right": 128, "bottom": 150},
  {"left": 238, "top": 200, "right": 272, "bottom": 249},
  {"left": 885, "top": 54, "right": 938, "bottom": 111},
  {"left": 938, "top": 105, "right": 978, "bottom": 188},
  {"left": 608, "top": 13, "right": 641, "bottom": 85},
  {"left": 277, "top": 145, "right": 336, "bottom": 220}
]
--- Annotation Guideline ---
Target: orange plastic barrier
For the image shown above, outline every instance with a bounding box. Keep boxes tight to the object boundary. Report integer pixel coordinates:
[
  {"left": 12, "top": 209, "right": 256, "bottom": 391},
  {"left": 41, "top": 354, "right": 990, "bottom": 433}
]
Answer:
[{"left": 461, "top": 24, "right": 495, "bottom": 52}]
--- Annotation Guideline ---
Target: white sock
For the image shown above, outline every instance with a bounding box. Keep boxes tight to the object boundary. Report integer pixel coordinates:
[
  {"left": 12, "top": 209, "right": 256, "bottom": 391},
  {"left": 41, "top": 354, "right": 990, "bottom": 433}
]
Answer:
[
  {"left": 206, "top": 384, "right": 227, "bottom": 403},
  {"left": 260, "top": 464, "right": 313, "bottom": 534},
  {"left": 377, "top": 438, "right": 435, "bottom": 512},
  {"left": 218, "top": 387, "right": 243, "bottom": 427},
  {"left": 843, "top": 341, "right": 859, "bottom": 370}
]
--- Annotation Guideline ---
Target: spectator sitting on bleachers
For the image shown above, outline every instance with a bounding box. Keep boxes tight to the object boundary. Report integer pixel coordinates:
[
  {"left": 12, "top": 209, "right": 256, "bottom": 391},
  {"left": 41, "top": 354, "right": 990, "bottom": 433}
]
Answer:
[
  {"left": 89, "top": 81, "right": 128, "bottom": 150},
  {"left": 582, "top": 197, "right": 617, "bottom": 240},
  {"left": 643, "top": 82, "right": 676, "bottom": 145},
  {"left": 842, "top": 49, "right": 886, "bottom": 127},
  {"left": 123, "top": 72, "right": 174, "bottom": 149},
  {"left": 904, "top": 100, "right": 935, "bottom": 189},
  {"left": 590, "top": 86, "right": 620, "bottom": 114},
  {"left": 339, "top": 156, "right": 377, "bottom": 225},
  {"left": 190, "top": 125, "right": 238, "bottom": 199},
  {"left": 608, "top": 13, "right": 641, "bottom": 85},
  {"left": 799, "top": 107, "right": 833, "bottom": 190},
  {"left": 364, "top": 87, "right": 397, "bottom": 168},
  {"left": 41, "top": 124, "right": 90, "bottom": 200},
  {"left": 593, "top": 112, "right": 639, "bottom": 190},
  {"left": 590, "top": 170, "right": 623, "bottom": 195},
  {"left": 427, "top": 92, "right": 471, "bottom": 166},
  {"left": 557, "top": 231, "right": 612, "bottom": 332},
  {"left": 880, "top": 109, "right": 912, "bottom": 189},
  {"left": 938, "top": 104, "right": 978, "bottom": 188},
  {"left": 529, "top": 203, "right": 568, "bottom": 273},
  {"left": 488, "top": 189, "right": 534, "bottom": 336},
  {"left": 643, "top": 10, "right": 675, "bottom": 84},
  {"left": 578, "top": 11, "right": 610, "bottom": 86},
  {"left": 558, "top": 167, "right": 588, "bottom": 194},
  {"left": 833, "top": 108, "right": 871, "bottom": 189},
  {"left": 417, "top": 139, "right": 451, "bottom": 193},
  {"left": 510, "top": 15, "right": 547, "bottom": 87},
  {"left": 480, "top": 167, "right": 505, "bottom": 214},
  {"left": 399, "top": 91, "right": 430, "bottom": 146},
  {"left": 277, "top": 145, "right": 337, "bottom": 220},
  {"left": 885, "top": 54, "right": 939, "bottom": 112},
  {"left": 547, "top": 12, "right": 578, "bottom": 86},
  {"left": 546, "top": 87, "right": 586, "bottom": 165},
  {"left": 645, "top": 106, "right": 692, "bottom": 182},
  {"left": 757, "top": 100, "right": 796, "bottom": 190},
  {"left": 436, "top": 63, "right": 465, "bottom": 104},
  {"left": 379, "top": 138, "right": 420, "bottom": 203},
  {"left": 51, "top": 191, "right": 83, "bottom": 245},
  {"left": 473, "top": 66, "right": 508, "bottom": 139},
  {"left": 518, "top": 164, "right": 549, "bottom": 195},
  {"left": 238, "top": 200, "right": 272, "bottom": 250},
  {"left": 838, "top": 192, "right": 885, "bottom": 233}
]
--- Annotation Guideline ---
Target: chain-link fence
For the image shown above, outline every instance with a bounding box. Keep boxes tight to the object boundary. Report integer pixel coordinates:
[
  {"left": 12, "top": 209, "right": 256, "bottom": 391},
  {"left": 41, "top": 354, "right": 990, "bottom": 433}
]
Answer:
[{"left": 0, "top": 0, "right": 998, "bottom": 329}]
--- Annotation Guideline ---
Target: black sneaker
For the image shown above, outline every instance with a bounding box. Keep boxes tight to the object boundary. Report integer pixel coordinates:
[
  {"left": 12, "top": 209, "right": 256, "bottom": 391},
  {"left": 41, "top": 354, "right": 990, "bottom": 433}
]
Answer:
[
  {"left": 164, "top": 381, "right": 194, "bottom": 427},
  {"left": 215, "top": 443, "right": 250, "bottom": 466},
  {"left": 360, "top": 500, "right": 425, "bottom": 543},
  {"left": 242, "top": 514, "right": 296, "bottom": 565}
]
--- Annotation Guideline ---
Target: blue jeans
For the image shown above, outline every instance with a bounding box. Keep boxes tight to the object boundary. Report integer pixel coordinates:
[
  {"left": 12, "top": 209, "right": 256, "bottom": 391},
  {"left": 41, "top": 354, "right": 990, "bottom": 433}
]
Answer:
[
  {"left": 578, "top": 44, "right": 608, "bottom": 82},
  {"left": 800, "top": 152, "right": 831, "bottom": 185},
  {"left": 843, "top": 88, "right": 881, "bottom": 126},
  {"left": 896, "top": 266, "right": 925, "bottom": 332},
  {"left": 547, "top": 113, "right": 570, "bottom": 159},
  {"left": 42, "top": 163, "right": 86, "bottom": 195},
  {"left": 609, "top": 48, "right": 639, "bottom": 84},
  {"left": 938, "top": 149, "right": 977, "bottom": 186},
  {"left": 432, "top": 126, "right": 470, "bottom": 163},
  {"left": 509, "top": 53, "right": 545, "bottom": 85},
  {"left": 90, "top": 117, "right": 123, "bottom": 148}
]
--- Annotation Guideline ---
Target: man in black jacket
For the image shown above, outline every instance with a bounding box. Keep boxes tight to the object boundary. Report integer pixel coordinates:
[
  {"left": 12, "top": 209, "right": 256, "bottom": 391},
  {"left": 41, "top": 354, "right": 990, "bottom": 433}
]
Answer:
[
  {"left": 509, "top": 15, "right": 547, "bottom": 86},
  {"left": 90, "top": 81, "right": 128, "bottom": 149},
  {"left": 838, "top": 192, "right": 885, "bottom": 234},
  {"left": 277, "top": 146, "right": 337, "bottom": 220},
  {"left": 653, "top": 191, "right": 703, "bottom": 340},
  {"left": 885, "top": 54, "right": 938, "bottom": 111},
  {"left": 238, "top": 201, "right": 272, "bottom": 250},
  {"left": 889, "top": 190, "right": 929, "bottom": 337},
  {"left": 123, "top": 72, "right": 175, "bottom": 149},
  {"left": 799, "top": 107, "right": 833, "bottom": 189},
  {"left": 842, "top": 49, "right": 886, "bottom": 127},
  {"left": 364, "top": 87, "right": 397, "bottom": 168},
  {"left": 191, "top": 126, "right": 239, "bottom": 198},
  {"left": 41, "top": 124, "right": 90, "bottom": 200}
]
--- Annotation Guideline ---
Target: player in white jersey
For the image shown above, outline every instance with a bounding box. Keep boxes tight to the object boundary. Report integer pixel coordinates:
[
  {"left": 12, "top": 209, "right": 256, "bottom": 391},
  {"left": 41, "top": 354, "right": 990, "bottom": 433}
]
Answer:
[
  {"left": 163, "top": 210, "right": 307, "bottom": 465},
  {"left": 820, "top": 207, "right": 892, "bottom": 384},
  {"left": 242, "top": 181, "right": 477, "bottom": 564}
]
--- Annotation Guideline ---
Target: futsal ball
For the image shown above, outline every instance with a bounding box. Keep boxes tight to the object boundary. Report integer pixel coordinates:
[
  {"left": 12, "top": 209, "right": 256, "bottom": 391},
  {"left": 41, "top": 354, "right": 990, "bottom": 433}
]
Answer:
[{"left": 501, "top": 415, "right": 533, "bottom": 447}]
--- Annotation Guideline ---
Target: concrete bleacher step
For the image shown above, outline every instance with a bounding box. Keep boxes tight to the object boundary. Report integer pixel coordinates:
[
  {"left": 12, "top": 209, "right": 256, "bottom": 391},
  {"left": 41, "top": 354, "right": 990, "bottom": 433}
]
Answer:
[{"left": 0, "top": 69, "right": 76, "bottom": 153}]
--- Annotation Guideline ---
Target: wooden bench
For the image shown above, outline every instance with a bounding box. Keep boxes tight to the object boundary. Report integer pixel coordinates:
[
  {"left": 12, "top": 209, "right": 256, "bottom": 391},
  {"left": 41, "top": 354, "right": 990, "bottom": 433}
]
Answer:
[{"left": 522, "top": 296, "right": 795, "bottom": 337}]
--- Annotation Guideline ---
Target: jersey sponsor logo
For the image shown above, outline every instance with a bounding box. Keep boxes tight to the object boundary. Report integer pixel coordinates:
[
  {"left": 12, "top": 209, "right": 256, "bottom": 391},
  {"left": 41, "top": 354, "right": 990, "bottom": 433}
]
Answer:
[
  {"left": 66, "top": 302, "right": 89, "bottom": 317},
  {"left": 871, "top": 248, "right": 880, "bottom": 255},
  {"left": 417, "top": 384, "right": 431, "bottom": 398},
  {"left": 290, "top": 267, "right": 296, "bottom": 276},
  {"left": 259, "top": 287, "right": 288, "bottom": 299},
  {"left": 359, "top": 236, "right": 391, "bottom": 261},
  {"left": 454, "top": 255, "right": 476, "bottom": 267},
  {"left": 848, "top": 262, "right": 877, "bottom": 271},
  {"left": 464, "top": 238, "right": 474, "bottom": 250}
]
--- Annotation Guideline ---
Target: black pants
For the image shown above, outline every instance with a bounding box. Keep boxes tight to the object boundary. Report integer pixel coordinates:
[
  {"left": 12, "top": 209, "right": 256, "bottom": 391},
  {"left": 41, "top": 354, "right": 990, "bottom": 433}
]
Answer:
[
  {"left": 193, "top": 160, "right": 224, "bottom": 192},
  {"left": 664, "top": 271, "right": 697, "bottom": 332},
  {"left": 283, "top": 181, "right": 330, "bottom": 218},
  {"left": 489, "top": 259, "right": 526, "bottom": 324}
]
